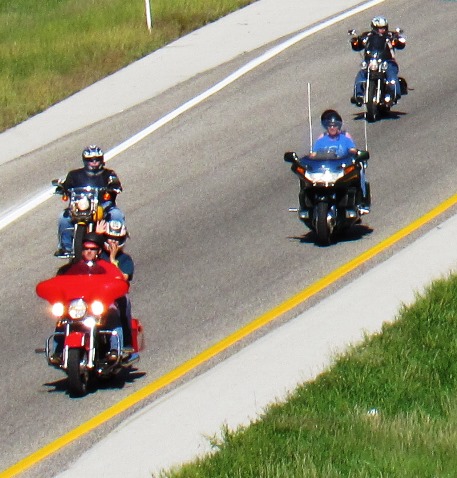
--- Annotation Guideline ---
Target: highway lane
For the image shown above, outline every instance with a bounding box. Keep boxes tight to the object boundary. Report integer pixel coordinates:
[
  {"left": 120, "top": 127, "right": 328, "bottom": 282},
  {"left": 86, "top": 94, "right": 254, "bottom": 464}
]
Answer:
[{"left": 1, "top": 0, "right": 457, "bottom": 475}]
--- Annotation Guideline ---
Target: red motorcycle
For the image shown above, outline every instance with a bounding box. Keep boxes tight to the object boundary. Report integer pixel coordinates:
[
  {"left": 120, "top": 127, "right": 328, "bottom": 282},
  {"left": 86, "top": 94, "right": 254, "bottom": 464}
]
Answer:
[{"left": 36, "top": 273, "right": 144, "bottom": 396}]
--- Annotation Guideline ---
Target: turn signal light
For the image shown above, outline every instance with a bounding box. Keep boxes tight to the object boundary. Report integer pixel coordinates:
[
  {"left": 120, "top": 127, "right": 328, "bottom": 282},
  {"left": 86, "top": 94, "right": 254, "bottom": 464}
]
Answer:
[
  {"left": 51, "top": 302, "right": 65, "bottom": 318},
  {"left": 344, "top": 164, "right": 356, "bottom": 175},
  {"left": 102, "top": 192, "right": 112, "bottom": 201},
  {"left": 91, "top": 301, "right": 105, "bottom": 316}
]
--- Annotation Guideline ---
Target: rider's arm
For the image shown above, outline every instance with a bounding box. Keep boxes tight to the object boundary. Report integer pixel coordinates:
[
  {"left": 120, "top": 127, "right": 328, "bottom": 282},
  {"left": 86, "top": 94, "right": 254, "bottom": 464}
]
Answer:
[
  {"left": 61, "top": 170, "right": 76, "bottom": 190},
  {"left": 342, "top": 133, "right": 357, "bottom": 156},
  {"left": 391, "top": 31, "right": 406, "bottom": 49},
  {"left": 104, "top": 169, "right": 123, "bottom": 192},
  {"left": 350, "top": 32, "right": 368, "bottom": 51}
]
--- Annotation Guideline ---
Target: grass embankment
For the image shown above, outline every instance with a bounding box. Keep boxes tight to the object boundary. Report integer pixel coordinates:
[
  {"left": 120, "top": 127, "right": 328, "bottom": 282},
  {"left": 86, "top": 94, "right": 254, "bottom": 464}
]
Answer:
[
  {"left": 0, "top": 0, "right": 256, "bottom": 133},
  {"left": 164, "top": 275, "right": 457, "bottom": 477}
]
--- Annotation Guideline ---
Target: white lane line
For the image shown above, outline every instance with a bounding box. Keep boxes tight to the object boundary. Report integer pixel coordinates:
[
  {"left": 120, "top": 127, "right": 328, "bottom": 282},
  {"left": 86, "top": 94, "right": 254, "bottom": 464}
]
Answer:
[
  {"left": 0, "top": 0, "right": 385, "bottom": 232},
  {"left": 0, "top": 188, "right": 55, "bottom": 231}
]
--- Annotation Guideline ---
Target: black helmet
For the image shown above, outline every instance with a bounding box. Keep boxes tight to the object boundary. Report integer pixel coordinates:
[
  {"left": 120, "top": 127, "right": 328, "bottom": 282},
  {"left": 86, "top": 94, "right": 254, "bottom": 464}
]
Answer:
[
  {"left": 82, "top": 232, "right": 105, "bottom": 249},
  {"left": 371, "top": 16, "right": 388, "bottom": 32},
  {"left": 321, "top": 110, "right": 343, "bottom": 130},
  {"left": 82, "top": 145, "right": 105, "bottom": 172}
]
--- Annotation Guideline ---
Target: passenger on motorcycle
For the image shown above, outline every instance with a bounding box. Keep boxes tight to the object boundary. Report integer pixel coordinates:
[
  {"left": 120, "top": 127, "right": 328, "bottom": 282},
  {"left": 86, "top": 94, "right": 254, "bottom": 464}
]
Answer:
[
  {"left": 99, "top": 219, "right": 135, "bottom": 350},
  {"left": 51, "top": 232, "right": 129, "bottom": 363},
  {"left": 301, "top": 110, "right": 370, "bottom": 214},
  {"left": 350, "top": 16, "right": 406, "bottom": 106},
  {"left": 54, "top": 145, "right": 125, "bottom": 258}
]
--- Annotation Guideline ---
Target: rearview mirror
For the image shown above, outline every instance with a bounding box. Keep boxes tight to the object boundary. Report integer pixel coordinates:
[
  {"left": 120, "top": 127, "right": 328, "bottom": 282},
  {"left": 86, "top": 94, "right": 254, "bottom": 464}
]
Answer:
[
  {"left": 357, "top": 150, "right": 370, "bottom": 161},
  {"left": 284, "top": 151, "right": 299, "bottom": 163}
]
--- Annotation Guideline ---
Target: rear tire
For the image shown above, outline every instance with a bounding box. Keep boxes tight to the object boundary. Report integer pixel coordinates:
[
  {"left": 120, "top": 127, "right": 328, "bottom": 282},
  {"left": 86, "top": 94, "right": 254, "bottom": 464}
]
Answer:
[
  {"left": 316, "top": 202, "right": 331, "bottom": 246},
  {"left": 67, "top": 348, "right": 90, "bottom": 396}
]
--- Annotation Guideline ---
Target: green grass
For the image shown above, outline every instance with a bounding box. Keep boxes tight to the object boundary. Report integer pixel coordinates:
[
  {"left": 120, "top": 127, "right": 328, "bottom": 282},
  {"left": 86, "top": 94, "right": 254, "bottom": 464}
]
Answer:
[
  {"left": 0, "top": 0, "right": 256, "bottom": 132},
  {"left": 163, "top": 274, "right": 457, "bottom": 477}
]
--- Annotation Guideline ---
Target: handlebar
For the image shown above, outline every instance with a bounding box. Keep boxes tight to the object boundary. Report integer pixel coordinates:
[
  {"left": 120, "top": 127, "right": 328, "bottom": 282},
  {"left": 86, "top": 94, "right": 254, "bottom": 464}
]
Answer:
[{"left": 51, "top": 182, "right": 121, "bottom": 197}]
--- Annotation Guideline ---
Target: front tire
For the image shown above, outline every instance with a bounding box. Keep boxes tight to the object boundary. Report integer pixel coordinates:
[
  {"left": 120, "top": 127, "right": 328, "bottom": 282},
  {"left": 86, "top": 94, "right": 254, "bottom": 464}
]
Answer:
[
  {"left": 73, "top": 224, "right": 86, "bottom": 262},
  {"left": 366, "top": 80, "right": 378, "bottom": 123},
  {"left": 316, "top": 202, "right": 331, "bottom": 246},
  {"left": 67, "top": 348, "right": 90, "bottom": 396}
]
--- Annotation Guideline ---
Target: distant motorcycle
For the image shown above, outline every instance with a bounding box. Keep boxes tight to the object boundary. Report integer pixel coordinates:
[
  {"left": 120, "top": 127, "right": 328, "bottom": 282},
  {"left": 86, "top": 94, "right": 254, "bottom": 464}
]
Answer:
[
  {"left": 52, "top": 179, "right": 121, "bottom": 261},
  {"left": 36, "top": 273, "right": 144, "bottom": 396},
  {"left": 349, "top": 28, "right": 408, "bottom": 122},
  {"left": 284, "top": 148, "right": 370, "bottom": 246}
]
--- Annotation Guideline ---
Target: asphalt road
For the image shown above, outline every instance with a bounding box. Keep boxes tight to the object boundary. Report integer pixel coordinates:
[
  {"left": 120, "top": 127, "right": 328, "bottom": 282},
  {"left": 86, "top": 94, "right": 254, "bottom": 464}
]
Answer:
[{"left": 1, "top": 0, "right": 456, "bottom": 476}]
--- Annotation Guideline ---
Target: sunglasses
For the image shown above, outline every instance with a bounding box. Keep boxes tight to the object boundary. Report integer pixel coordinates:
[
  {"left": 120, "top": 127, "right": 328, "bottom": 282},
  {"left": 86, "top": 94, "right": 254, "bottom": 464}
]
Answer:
[{"left": 83, "top": 246, "right": 99, "bottom": 251}]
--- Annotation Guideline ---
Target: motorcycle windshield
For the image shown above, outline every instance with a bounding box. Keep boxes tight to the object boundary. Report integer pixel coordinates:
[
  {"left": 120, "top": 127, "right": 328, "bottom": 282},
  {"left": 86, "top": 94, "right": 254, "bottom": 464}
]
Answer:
[
  {"left": 301, "top": 148, "right": 354, "bottom": 170},
  {"left": 36, "top": 274, "right": 129, "bottom": 305},
  {"left": 68, "top": 186, "right": 102, "bottom": 201}
]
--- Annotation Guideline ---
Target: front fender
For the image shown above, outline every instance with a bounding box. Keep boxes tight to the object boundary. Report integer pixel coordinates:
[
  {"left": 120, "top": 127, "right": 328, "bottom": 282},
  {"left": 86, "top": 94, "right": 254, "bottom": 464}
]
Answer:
[{"left": 64, "top": 332, "right": 86, "bottom": 348}]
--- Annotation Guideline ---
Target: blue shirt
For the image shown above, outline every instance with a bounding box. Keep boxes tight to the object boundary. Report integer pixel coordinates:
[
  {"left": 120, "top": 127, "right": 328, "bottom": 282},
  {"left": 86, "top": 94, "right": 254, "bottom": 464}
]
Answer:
[
  {"left": 100, "top": 250, "right": 134, "bottom": 282},
  {"left": 312, "top": 132, "right": 356, "bottom": 158}
]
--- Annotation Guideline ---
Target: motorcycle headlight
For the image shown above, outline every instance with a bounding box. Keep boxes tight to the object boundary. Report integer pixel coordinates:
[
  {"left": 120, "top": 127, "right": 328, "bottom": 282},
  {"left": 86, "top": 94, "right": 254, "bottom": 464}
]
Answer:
[
  {"left": 368, "top": 59, "right": 379, "bottom": 71},
  {"left": 305, "top": 169, "right": 344, "bottom": 186},
  {"left": 76, "top": 196, "right": 90, "bottom": 211},
  {"left": 380, "top": 61, "right": 388, "bottom": 72},
  {"left": 68, "top": 299, "right": 87, "bottom": 319},
  {"left": 51, "top": 302, "right": 65, "bottom": 318},
  {"left": 91, "top": 300, "right": 104, "bottom": 316}
]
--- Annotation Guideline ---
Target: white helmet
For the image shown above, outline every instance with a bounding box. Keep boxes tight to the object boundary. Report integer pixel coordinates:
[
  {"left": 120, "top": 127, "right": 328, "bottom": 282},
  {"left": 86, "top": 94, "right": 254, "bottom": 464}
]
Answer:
[
  {"left": 371, "top": 16, "right": 388, "bottom": 31},
  {"left": 105, "top": 220, "right": 128, "bottom": 247},
  {"left": 82, "top": 145, "right": 105, "bottom": 172}
]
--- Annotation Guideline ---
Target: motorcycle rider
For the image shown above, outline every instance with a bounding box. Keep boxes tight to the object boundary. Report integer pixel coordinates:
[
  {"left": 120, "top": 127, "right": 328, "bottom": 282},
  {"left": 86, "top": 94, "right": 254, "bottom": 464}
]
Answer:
[
  {"left": 299, "top": 110, "right": 370, "bottom": 215},
  {"left": 350, "top": 16, "right": 406, "bottom": 106},
  {"left": 99, "top": 219, "right": 135, "bottom": 350},
  {"left": 51, "top": 232, "right": 128, "bottom": 363},
  {"left": 54, "top": 145, "right": 125, "bottom": 258}
]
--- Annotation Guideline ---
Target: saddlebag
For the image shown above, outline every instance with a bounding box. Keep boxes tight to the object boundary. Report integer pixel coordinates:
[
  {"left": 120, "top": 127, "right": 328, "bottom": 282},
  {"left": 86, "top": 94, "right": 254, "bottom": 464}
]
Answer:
[{"left": 399, "top": 77, "right": 408, "bottom": 95}]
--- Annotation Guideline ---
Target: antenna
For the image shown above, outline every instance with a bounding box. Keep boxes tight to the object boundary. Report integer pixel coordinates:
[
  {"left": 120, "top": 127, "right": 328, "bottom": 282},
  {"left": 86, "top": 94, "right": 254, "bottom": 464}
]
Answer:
[
  {"left": 363, "top": 113, "right": 368, "bottom": 150},
  {"left": 307, "top": 82, "right": 313, "bottom": 149}
]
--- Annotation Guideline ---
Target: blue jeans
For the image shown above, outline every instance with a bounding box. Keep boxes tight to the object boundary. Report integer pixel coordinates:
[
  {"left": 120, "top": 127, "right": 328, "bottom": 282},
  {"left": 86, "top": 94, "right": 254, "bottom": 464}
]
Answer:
[
  {"left": 57, "top": 203, "right": 125, "bottom": 251},
  {"left": 354, "top": 61, "right": 400, "bottom": 99},
  {"left": 115, "top": 295, "right": 133, "bottom": 347}
]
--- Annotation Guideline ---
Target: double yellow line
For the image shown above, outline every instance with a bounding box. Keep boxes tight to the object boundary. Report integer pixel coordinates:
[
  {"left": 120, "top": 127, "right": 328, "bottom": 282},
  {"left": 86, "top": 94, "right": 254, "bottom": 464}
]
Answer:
[{"left": 3, "top": 193, "right": 457, "bottom": 478}]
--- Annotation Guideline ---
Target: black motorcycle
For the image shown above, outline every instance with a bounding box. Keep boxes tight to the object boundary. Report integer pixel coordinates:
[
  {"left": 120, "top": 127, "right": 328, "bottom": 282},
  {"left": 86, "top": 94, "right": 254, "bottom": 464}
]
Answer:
[
  {"left": 52, "top": 180, "right": 121, "bottom": 261},
  {"left": 349, "top": 29, "right": 408, "bottom": 122},
  {"left": 284, "top": 148, "right": 370, "bottom": 246}
]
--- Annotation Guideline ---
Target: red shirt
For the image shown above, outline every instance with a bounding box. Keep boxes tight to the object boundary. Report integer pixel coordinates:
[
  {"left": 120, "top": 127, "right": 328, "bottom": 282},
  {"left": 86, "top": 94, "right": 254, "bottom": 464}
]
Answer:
[{"left": 57, "top": 259, "right": 124, "bottom": 280}]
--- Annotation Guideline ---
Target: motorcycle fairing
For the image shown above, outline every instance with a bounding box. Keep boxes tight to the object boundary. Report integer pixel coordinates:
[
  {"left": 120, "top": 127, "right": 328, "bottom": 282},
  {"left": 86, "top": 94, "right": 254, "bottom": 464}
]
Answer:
[
  {"left": 36, "top": 274, "right": 129, "bottom": 305},
  {"left": 298, "top": 151, "right": 361, "bottom": 188}
]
